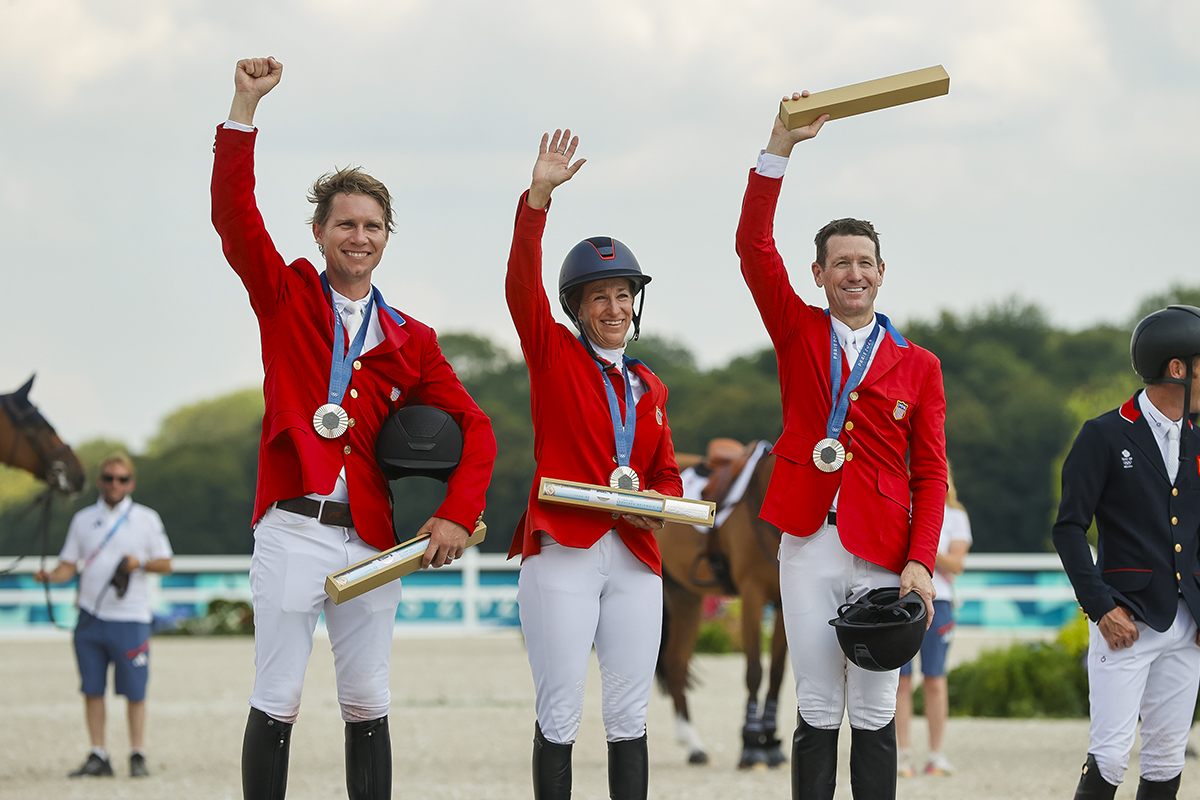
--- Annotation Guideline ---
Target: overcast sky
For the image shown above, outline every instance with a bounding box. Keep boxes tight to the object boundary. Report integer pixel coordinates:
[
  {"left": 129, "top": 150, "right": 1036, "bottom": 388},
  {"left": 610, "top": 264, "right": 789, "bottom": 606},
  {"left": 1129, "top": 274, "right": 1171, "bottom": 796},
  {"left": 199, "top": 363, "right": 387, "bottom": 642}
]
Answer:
[{"left": 2, "top": 0, "right": 1197, "bottom": 450}]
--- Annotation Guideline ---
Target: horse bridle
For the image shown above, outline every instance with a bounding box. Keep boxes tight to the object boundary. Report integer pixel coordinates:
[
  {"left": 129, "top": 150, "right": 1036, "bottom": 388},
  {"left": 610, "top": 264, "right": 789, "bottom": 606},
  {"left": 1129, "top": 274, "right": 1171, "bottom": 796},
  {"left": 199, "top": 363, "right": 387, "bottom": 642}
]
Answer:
[
  {"left": 0, "top": 392, "right": 74, "bottom": 495},
  {"left": 0, "top": 390, "right": 77, "bottom": 628}
]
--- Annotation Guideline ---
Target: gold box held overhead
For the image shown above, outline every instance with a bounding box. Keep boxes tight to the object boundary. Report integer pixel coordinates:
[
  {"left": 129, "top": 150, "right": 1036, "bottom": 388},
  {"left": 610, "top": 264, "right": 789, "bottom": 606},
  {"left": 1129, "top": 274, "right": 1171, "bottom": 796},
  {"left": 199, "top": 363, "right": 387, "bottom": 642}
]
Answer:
[
  {"left": 778, "top": 65, "right": 950, "bottom": 130},
  {"left": 325, "top": 522, "right": 487, "bottom": 605},
  {"left": 538, "top": 477, "right": 717, "bottom": 526}
]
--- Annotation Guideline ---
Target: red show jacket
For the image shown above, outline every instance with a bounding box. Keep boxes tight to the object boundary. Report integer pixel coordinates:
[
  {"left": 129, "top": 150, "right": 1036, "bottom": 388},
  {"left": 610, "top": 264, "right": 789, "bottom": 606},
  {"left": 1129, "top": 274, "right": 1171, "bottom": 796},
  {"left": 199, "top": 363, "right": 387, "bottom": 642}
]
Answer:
[
  {"left": 505, "top": 194, "right": 683, "bottom": 574},
  {"left": 735, "top": 170, "right": 947, "bottom": 575},
  {"left": 211, "top": 126, "right": 496, "bottom": 552}
]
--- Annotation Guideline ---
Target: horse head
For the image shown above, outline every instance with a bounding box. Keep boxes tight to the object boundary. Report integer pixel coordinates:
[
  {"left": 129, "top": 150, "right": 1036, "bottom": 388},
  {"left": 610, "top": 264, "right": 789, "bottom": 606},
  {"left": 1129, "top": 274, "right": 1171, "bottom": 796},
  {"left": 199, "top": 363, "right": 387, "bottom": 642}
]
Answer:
[{"left": 0, "top": 374, "right": 86, "bottom": 494}]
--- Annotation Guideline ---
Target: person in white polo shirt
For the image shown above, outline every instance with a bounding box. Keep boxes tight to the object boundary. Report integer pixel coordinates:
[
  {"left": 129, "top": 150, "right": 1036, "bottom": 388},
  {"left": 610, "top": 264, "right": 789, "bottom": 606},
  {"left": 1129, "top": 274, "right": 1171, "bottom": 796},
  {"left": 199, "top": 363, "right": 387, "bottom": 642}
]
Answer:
[{"left": 36, "top": 452, "right": 173, "bottom": 779}]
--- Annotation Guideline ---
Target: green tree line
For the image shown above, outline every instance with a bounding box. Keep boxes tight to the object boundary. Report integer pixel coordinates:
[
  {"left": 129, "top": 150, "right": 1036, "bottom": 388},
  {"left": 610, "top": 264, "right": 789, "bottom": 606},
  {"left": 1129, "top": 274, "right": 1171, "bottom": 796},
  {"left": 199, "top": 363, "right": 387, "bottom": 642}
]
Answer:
[{"left": 2, "top": 285, "right": 1197, "bottom": 557}]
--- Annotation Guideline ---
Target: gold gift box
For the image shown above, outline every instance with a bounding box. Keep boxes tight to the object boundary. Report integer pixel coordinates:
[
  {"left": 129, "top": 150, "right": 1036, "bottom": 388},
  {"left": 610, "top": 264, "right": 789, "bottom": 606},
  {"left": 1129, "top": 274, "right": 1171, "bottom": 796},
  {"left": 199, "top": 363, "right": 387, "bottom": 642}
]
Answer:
[
  {"left": 538, "top": 477, "right": 716, "bottom": 526},
  {"left": 325, "top": 522, "right": 487, "bottom": 605},
  {"left": 779, "top": 65, "right": 950, "bottom": 130}
]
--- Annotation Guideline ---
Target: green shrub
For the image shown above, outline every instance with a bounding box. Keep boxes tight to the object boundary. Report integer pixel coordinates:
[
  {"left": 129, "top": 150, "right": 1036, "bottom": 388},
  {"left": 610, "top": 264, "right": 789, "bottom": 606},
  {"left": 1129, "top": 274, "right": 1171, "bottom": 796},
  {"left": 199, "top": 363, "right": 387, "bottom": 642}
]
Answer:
[
  {"left": 947, "top": 639, "right": 1088, "bottom": 717},
  {"left": 159, "top": 599, "right": 254, "bottom": 636},
  {"left": 694, "top": 621, "right": 735, "bottom": 654}
]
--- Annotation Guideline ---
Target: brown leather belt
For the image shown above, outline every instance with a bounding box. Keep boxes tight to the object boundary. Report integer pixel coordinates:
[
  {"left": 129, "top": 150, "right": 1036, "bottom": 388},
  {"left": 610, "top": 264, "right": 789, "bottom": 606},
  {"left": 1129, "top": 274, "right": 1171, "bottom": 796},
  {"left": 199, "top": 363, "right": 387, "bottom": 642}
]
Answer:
[{"left": 277, "top": 497, "right": 355, "bottom": 529}]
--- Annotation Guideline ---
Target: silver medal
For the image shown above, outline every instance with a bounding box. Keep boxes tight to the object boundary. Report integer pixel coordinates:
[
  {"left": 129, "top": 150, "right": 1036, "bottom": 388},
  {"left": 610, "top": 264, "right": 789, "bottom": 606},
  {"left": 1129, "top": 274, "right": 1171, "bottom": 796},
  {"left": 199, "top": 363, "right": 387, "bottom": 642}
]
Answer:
[
  {"left": 313, "top": 403, "right": 350, "bottom": 439},
  {"left": 609, "top": 466, "right": 641, "bottom": 491},
  {"left": 812, "top": 437, "right": 845, "bottom": 473}
]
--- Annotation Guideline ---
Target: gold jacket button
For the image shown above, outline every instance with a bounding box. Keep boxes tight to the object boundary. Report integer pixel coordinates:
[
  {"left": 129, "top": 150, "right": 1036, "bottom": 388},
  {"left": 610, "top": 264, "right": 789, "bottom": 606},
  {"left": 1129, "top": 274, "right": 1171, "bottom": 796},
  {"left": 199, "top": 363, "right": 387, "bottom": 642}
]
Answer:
[
  {"left": 348, "top": 418, "right": 356, "bottom": 428},
  {"left": 350, "top": 389, "right": 358, "bottom": 399},
  {"left": 845, "top": 421, "right": 854, "bottom": 431},
  {"left": 343, "top": 445, "right": 352, "bottom": 455},
  {"left": 353, "top": 360, "right": 362, "bottom": 370},
  {"left": 849, "top": 391, "right": 859, "bottom": 401},
  {"left": 1177, "top": 572, "right": 1182, "bottom": 581},
  {"left": 1176, "top": 544, "right": 1183, "bottom": 553},
  {"left": 1173, "top": 488, "right": 1179, "bottom": 496},
  {"left": 846, "top": 452, "right": 854, "bottom": 462},
  {"left": 1172, "top": 516, "right": 1178, "bottom": 525}
]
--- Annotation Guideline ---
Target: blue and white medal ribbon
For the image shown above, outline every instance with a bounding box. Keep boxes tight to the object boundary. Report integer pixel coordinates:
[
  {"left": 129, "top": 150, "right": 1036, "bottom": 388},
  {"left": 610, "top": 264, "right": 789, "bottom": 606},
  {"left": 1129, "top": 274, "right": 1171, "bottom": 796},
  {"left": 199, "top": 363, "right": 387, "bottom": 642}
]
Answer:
[
  {"left": 813, "top": 313, "right": 881, "bottom": 473},
  {"left": 589, "top": 338, "right": 640, "bottom": 490},
  {"left": 314, "top": 274, "right": 375, "bottom": 439}
]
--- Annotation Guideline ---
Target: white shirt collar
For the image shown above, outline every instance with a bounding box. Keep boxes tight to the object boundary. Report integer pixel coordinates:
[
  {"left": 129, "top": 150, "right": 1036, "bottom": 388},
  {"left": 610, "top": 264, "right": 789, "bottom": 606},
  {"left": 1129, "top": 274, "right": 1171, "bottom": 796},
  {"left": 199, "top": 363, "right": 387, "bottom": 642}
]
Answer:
[
  {"left": 1139, "top": 390, "right": 1180, "bottom": 439},
  {"left": 329, "top": 286, "right": 371, "bottom": 315},
  {"left": 96, "top": 495, "right": 133, "bottom": 515},
  {"left": 829, "top": 315, "right": 878, "bottom": 352},
  {"left": 587, "top": 338, "right": 627, "bottom": 367}
]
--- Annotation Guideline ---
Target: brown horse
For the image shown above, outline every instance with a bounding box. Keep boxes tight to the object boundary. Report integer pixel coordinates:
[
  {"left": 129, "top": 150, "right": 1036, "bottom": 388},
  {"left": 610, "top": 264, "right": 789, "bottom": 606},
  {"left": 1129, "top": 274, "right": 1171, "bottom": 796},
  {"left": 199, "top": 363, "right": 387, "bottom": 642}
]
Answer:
[
  {"left": 655, "top": 443, "right": 789, "bottom": 768},
  {"left": 0, "top": 375, "right": 85, "bottom": 494}
]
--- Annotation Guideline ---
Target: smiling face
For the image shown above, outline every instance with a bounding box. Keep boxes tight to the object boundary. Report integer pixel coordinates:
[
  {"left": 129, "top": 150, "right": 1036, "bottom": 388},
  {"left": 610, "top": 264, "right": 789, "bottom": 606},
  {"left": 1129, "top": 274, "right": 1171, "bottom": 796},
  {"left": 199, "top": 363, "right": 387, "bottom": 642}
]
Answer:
[
  {"left": 812, "top": 234, "right": 885, "bottom": 328},
  {"left": 312, "top": 193, "right": 389, "bottom": 299},
  {"left": 97, "top": 459, "right": 135, "bottom": 508},
  {"left": 576, "top": 278, "right": 635, "bottom": 350}
]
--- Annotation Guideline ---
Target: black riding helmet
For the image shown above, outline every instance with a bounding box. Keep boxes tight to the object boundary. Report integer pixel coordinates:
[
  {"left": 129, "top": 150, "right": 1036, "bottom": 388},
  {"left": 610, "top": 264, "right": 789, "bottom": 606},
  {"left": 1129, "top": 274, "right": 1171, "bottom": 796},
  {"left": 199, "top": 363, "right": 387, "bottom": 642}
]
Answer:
[
  {"left": 374, "top": 405, "right": 463, "bottom": 482},
  {"left": 1131, "top": 305, "right": 1200, "bottom": 384},
  {"left": 557, "top": 237, "right": 652, "bottom": 343},
  {"left": 828, "top": 587, "right": 927, "bottom": 672}
]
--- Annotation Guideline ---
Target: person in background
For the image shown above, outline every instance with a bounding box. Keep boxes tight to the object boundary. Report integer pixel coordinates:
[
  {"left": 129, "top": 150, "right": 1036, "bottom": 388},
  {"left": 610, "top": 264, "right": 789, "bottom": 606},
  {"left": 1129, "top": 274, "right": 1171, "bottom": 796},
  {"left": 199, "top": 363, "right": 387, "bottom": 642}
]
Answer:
[
  {"left": 35, "top": 453, "right": 173, "bottom": 779},
  {"left": 896, "top": 465, "right": 972, "bottom": 777}
]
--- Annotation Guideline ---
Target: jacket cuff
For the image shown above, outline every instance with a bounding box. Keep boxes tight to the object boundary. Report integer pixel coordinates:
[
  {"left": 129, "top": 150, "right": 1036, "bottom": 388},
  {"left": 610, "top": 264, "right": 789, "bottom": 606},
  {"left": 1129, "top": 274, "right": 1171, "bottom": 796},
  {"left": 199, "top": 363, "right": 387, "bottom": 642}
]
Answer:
[{"left": 514, "top": 191, "right": 549, "bottom": 239}]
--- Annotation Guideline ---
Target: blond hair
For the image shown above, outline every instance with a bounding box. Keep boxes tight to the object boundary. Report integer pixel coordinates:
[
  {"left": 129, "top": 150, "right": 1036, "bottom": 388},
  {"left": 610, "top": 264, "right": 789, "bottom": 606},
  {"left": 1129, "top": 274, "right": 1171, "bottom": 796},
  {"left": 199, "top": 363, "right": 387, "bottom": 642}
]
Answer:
[
  {"left": 99, "top": 452, "right": 136, "bottom": 477},
  {"left": 945, "top": 462, "right": 965, "bottom": 511}
]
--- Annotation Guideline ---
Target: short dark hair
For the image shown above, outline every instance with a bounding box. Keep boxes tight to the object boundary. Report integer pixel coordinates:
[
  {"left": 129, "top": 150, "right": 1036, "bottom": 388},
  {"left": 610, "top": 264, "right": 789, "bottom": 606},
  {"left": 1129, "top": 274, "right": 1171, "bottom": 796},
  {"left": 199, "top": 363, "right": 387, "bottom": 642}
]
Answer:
[
  {"left": 308, "top": 167, "right": 395, "bottom": 234},
  {"left": 814, "top": 218, "right": 881, "bottom": 268}
]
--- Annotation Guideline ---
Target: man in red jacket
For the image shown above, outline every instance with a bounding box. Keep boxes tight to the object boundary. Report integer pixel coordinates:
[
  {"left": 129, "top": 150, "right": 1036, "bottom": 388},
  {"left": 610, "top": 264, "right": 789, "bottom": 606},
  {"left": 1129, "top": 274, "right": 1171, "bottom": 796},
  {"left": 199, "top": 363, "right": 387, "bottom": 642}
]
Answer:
[
  {"left": 211, "top": 57, "right": 495, "bottom": 800},
  {"left": 736, "top": 92, "right": 947, "bottom": 800}
]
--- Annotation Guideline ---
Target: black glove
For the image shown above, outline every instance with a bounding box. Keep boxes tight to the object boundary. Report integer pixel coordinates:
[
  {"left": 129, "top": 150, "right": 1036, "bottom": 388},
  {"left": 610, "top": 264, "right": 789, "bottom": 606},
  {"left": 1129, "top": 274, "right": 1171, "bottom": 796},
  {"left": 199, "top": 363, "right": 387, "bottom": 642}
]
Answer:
[{"left": 109, "top": 557, "right": 132, "bottom": 599}]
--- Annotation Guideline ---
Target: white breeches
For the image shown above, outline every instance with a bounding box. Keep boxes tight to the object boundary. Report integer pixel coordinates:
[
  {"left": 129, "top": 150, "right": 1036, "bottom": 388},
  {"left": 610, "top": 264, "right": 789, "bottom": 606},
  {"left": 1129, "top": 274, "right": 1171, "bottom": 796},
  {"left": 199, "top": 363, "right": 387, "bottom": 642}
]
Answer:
[
  {"left": 248, "top": 507, "right": 404, "bottom": 724},
  {"left": 779, "top": 521, "right": 900, "bottom": 731},
  {"left": 518, "top": 530, "right": 662, "bottom": 745},
  {"left": 1087, "top": 598, "right": 1200, "bottom": 785}
]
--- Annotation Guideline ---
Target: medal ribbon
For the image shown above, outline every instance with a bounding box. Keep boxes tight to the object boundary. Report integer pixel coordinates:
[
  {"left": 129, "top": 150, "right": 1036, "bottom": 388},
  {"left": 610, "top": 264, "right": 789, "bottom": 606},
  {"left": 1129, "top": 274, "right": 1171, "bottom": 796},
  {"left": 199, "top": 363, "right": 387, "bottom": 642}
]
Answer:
[
  {"left": 826, "top": 311, "right": 882, "bottom": 440},
  {"left": 321, "top": 274, "right": 375, "bottom": 406},
  {"left": 586, "top": 338, "right": 637, "bottom": 468},
  {"left": 84, "top": 506, "right": 134, "bottom": 570}
]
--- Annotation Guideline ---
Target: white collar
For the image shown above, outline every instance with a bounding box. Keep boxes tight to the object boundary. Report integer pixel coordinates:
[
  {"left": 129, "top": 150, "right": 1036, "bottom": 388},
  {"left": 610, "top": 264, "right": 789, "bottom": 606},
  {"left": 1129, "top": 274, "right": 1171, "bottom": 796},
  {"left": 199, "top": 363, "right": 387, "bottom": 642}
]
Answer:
[
  {"left": 97, "top": 495, "right": 133, "bottom": 515},
  {"left": 1139, "top": 390, "right": 1180, "bottom": 432},
  {"left": 829, "top": 314, "right": 878, "bottom": 349},
  {"left": 587, "top": 338, "right": 627, "bottom": 367},
  {"left": 329, "top": 286, "right": 372, "bottom": 315}
]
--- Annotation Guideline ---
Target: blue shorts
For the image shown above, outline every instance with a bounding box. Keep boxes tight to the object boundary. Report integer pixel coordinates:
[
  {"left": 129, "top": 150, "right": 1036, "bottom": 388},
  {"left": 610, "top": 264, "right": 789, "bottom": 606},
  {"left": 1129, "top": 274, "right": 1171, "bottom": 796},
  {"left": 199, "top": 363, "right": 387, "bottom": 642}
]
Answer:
[
  {"left": 74, "top": 610, "right": 151, "bottom": 701},
  {"left": 900, "top": 600, "right": 954, "bottom": 678}
]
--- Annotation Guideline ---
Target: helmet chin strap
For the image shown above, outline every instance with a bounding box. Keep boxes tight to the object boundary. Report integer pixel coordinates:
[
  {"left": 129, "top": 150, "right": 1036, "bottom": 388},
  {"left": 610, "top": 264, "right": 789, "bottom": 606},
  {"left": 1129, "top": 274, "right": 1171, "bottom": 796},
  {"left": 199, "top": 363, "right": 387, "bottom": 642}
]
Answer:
[{"left": 1155, "top": 358, "right": 1195, "bottom": 467}]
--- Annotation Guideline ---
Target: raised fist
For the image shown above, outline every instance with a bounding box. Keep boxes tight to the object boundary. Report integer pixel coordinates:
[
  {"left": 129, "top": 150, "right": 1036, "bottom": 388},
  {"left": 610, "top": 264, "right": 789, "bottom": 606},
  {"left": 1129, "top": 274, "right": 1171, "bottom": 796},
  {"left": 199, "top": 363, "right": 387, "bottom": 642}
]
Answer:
[{"left": 234, "top": 57, "right": 283, "bottom": 99}]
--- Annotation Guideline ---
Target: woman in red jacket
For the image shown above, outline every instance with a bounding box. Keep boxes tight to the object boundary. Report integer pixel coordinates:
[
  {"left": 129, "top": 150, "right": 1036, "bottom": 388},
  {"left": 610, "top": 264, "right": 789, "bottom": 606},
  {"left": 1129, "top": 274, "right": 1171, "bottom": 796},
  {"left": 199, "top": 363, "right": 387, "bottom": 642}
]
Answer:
[{"left": 505, "top": 129, "right": 683, "bottom": 800}]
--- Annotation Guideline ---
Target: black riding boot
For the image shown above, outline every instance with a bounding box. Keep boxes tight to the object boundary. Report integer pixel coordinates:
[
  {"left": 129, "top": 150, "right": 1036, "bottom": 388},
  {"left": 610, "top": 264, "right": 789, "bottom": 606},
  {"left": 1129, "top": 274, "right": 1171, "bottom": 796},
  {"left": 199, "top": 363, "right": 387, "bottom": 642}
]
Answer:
[
  {"left": 849, "top": 718, "right": 896, "bottom": 800},
  {"left": 345, "top": 716, "right": 392, "bottom": 800},
  {"left": 1073, "top": 754, "right": 1118, "bottom": 800},
  {"left": 791, "top": 715, "right": 838, "bottom": 800},
  {"left": 607, "top": 734, "right": 648, "bottom": 800},
  {"left": 533, "top": 723, "right": 572, "bottom": 800},
  {"left": 1135, "top": 772, "right": 1181, "bottom": 800},
  {"left": 241, "top": 707, "right": 292, "bottom": 800}
]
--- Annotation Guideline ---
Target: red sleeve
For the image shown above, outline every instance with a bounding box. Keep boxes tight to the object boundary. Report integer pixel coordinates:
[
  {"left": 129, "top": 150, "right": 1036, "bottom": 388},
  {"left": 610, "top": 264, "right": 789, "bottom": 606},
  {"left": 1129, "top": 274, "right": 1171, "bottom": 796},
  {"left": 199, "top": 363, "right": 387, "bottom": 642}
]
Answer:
[
  {"left": 505, "top": 192, "right": 564, "bottom": 372},
  {"left": 411, "top": 329, "right": 497, "bottom": 531},
  {"left": 904, "top": 356, "right": 949, "bottom": 573},
  {"left": 210, "top": 125, "right": 305, "bottom": 316},
  {"left": 735, "top": 170, "right": 810, "bottom": 347}
]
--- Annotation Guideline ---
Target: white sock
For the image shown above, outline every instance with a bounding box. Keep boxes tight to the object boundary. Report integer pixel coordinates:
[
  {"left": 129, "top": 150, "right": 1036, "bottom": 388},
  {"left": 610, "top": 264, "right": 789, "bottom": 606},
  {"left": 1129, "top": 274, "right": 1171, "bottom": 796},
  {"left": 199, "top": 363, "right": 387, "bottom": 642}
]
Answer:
[{"left": 91, "top": 746, "right": 108, "bottom": 760}]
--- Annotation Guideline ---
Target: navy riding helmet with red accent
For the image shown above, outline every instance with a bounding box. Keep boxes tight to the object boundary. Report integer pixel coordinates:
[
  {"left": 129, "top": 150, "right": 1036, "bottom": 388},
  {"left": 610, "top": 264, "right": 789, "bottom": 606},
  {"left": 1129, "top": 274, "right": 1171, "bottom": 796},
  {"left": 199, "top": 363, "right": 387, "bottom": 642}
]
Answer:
[{"left": 557, "top": 237, "right": 652, "bottom": 341}]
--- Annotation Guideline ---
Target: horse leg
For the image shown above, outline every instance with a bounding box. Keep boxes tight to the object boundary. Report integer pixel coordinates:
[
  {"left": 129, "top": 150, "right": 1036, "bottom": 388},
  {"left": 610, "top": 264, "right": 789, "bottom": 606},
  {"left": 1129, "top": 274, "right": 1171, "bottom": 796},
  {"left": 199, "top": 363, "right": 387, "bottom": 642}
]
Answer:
[
  {"left": 662, "top": 580, "right": 709, "bottom": 765},
  {"left": 737, "top": 588, "right": 769, "bottom": 770},
  {"left": 762, "top": 601, "right": 789, "bottom": 767}
]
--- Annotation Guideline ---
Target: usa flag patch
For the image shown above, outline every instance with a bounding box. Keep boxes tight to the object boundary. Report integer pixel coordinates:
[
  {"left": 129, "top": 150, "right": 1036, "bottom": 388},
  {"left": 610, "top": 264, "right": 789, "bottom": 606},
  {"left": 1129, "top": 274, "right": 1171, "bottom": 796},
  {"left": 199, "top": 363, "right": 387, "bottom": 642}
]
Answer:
[{"left": 893, "top": 400, "right": 909, "bottom": 421}]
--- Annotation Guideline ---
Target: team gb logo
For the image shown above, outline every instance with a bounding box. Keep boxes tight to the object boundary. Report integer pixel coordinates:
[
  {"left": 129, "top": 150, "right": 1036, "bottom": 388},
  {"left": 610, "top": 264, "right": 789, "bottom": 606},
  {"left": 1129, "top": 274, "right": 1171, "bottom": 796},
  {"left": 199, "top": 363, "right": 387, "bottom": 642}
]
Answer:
[{"left": 1121, "top": 449, "right": 1133, "bottom": 469}]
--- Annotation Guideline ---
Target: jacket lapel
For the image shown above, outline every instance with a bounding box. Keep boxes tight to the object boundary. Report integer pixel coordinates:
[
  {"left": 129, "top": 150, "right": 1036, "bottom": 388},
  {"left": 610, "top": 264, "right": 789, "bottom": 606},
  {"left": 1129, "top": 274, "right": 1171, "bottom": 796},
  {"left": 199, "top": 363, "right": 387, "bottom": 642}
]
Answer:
[
  {"left": 366, "top": 288, "right": 409, "bottom": 358},
  {"left": 1121, "top": 393, "right": 1170, "bottom": 484}
]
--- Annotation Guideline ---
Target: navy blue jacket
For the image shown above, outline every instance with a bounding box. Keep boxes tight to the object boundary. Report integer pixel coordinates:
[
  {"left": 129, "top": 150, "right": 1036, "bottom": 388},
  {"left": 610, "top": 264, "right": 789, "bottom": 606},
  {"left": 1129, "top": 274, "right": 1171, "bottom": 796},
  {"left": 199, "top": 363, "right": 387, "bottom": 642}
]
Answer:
[{"left": 1052, "top": 392, "right": 1200, "bottom": 632}]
